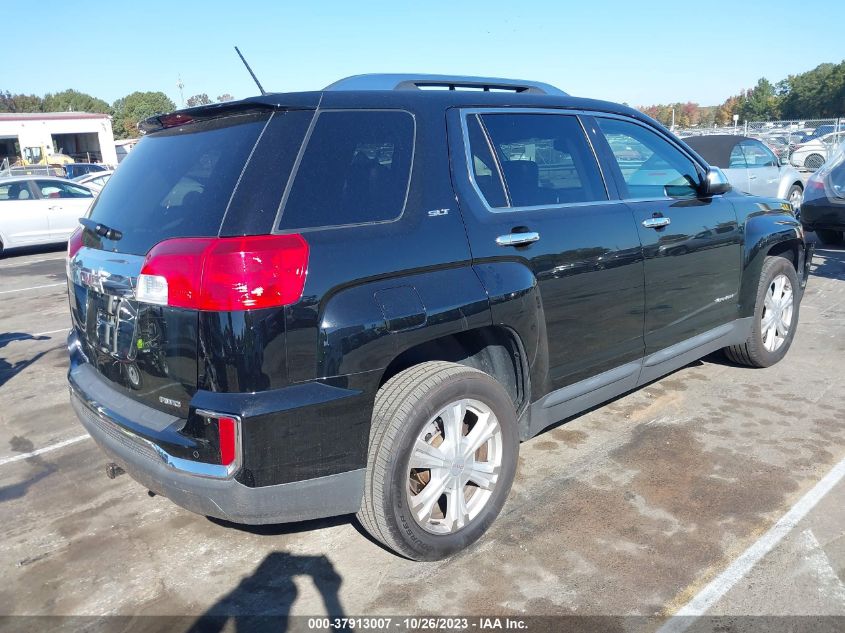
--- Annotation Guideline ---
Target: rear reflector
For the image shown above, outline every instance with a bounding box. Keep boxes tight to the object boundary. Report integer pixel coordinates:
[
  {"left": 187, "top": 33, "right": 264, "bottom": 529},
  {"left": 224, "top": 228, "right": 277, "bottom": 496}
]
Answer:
[
  {"left": 217, "top": 417, "right": 238, "bottom": 467},
  {"left": 67, "top": 225, "right": 84, "bottom": 260},
  {"left": 137, "top": 234, "right": 309, "bottom": 311}
]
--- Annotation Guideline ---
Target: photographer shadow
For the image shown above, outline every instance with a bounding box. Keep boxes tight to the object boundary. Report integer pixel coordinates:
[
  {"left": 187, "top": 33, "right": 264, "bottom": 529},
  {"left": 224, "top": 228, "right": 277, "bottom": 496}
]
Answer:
[{"left": 187, "top": 552, "right": 347, "bottom": 633}]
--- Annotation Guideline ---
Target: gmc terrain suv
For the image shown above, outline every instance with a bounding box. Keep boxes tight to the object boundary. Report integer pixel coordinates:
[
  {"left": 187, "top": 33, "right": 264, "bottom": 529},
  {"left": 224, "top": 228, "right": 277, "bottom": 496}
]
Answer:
[{"left": 67, "top": 74, "right": 812, "bottom": 560}]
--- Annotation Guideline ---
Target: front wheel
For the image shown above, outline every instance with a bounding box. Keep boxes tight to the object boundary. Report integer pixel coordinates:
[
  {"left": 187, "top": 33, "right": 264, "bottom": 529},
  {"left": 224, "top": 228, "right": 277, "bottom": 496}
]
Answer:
[
  {"left": 724, "top": 256, "right": 799, "bottom": 367},
  {"left": 786, "top": 184, "right": 803, "bottom": 218},
  {"left": 357, "top": 361, "right": 519, "bottom": 560}
]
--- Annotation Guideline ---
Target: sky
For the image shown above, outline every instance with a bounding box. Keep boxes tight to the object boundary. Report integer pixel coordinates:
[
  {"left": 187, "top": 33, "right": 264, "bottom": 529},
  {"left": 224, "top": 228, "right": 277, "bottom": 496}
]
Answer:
[{"left": 5, "top": 1, "right": 845, "bottom": 109}]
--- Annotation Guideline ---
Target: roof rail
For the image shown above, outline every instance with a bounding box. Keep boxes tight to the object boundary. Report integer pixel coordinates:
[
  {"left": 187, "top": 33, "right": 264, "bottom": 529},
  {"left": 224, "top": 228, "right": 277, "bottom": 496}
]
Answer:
[{"left": 324, "top": 74, "right": 567, "bottom": 96}]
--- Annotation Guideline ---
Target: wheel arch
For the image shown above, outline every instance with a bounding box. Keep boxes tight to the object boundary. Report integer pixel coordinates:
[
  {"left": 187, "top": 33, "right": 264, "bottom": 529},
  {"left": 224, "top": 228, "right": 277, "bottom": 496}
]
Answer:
[
  {"left": 380, "top": 325, "right": 530, "bottom": 419},
  {"left": 738, "top": 212, "right": 805, "bottom": 319}
]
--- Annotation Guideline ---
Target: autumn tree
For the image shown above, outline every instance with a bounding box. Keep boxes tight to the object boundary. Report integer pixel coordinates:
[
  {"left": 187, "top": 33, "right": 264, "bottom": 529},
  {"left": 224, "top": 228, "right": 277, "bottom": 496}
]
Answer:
[{"left": 217, "top": 93, "right": 235, "bottom": 102}]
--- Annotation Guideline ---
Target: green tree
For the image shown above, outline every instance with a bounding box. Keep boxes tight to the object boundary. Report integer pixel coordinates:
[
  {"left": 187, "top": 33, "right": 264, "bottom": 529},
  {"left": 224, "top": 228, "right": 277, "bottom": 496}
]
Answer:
[
  {"left": 738, "top": 78, "right": 780, "bottom": 120},
  {"left": 43, "top": 89, "right": 111, "bottom": 114},
  {"left": 779, "top": 61, "right": 845, "bottom": 118},
  {"left": 186, "top": 93, "right": 212, "bottom": 107},
  {"left": 112, "top": 91, "right": 176, "bottom": 139},
  {"left": 0, "top": 91, "right": 44, "bottom": 113}
]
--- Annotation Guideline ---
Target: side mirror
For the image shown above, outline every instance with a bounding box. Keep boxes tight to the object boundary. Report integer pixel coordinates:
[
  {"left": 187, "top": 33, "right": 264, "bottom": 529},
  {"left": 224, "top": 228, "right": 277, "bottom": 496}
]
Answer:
[{"left": 700, "top": 167, "right": 731, "bottom": 196}]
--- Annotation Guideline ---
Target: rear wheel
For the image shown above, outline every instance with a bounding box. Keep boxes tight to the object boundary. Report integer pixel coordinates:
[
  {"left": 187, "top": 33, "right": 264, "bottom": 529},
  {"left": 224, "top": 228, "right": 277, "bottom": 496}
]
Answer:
[
  {"left": 358, "top": 361, "right": 518, "bottom": 560},
  {"left": 815, "top": 229, "right": 843, "bottom": 245},
  {"left": 724, "top": 256, "right": 799, "bottom": 368}
]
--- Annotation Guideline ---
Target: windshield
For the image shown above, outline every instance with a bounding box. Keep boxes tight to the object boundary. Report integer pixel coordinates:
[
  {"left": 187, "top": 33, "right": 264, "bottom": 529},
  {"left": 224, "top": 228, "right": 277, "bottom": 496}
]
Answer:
[{"left": 86, "top": 112, "right": 269, "bottom": 255}]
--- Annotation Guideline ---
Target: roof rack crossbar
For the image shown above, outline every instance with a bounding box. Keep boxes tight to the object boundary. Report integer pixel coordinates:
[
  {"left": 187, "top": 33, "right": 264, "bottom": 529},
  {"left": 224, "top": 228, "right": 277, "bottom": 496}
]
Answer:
[{"left": 324, "top": 74, "right": 567, "bottom": 96}]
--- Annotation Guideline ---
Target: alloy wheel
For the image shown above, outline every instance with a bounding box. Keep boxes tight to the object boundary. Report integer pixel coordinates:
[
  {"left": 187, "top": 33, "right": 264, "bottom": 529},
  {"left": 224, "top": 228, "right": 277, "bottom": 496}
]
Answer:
[{"left": 789, "top": 188, "right": 803, "bottom": 213}]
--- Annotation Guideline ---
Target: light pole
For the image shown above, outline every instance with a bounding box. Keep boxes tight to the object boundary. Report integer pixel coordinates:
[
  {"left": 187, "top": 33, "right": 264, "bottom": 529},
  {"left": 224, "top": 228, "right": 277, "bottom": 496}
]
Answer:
[
  {"left": 177, "top": 76, "right": 185, "bottom": 108},
  {"left": 733, "top": 114, "right": 739, "bottom": 134}
]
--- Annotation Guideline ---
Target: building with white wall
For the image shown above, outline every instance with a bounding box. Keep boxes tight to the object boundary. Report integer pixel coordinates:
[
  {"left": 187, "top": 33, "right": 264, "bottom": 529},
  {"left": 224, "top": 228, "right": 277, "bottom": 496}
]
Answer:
[{"left": 0, "top": 112, "right": 117, "bottom": 166}]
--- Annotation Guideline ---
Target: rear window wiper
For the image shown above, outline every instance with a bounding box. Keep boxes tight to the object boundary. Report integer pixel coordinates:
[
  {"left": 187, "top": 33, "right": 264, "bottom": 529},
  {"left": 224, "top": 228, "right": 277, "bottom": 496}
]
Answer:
[{"left": 79, "top": 217, "right": 123, "bottom": 241}]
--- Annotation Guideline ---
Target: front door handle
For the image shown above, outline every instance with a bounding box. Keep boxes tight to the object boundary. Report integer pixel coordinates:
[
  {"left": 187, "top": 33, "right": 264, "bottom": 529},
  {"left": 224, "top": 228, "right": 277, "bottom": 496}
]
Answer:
[
  {"left": 642, "top": 217, "right": 671, "bottom": 229},
  {"left": 749, "top": 175, "right": 758, "bottom": 180},
  {"left": 496, "top": 232, "right": 540, "bottom": 247}
]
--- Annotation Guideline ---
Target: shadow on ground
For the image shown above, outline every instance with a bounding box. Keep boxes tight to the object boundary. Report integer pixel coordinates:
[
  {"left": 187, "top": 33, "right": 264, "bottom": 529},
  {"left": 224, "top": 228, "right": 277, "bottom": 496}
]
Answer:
[
  {"left": 187, "top": 552, "right": 347, "bottom": 633},
  {"left": 0, "top": 332, "right": 49, "bottom": 388}
]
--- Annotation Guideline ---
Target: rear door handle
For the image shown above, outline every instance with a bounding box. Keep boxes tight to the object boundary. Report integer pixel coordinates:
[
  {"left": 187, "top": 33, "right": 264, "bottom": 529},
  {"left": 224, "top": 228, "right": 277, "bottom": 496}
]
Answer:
[
  {"left": 496, "top": 232, "right": 540, "bottom": 247},
  {"left": 642, "top": 217, "right": 671, "bottom": 229},
  {"left": 749, "top": 175, "right": 758, "bottom": 180}
]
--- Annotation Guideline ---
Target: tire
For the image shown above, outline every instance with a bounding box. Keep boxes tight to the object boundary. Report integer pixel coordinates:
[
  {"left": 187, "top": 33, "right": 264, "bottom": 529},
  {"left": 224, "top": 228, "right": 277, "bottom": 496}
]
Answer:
[
  {"left": 357, "top": 361, "right": 519, "bottom": 560},
  {"left": 815, "top": 229, "right": 843, "bottom": 245},
  {"left": 804, "top": 153, "right": 825, "bottom": 170},
  {"left": 786, "top": 183, "right": 803, "bottom": 219},
  {"left": 724, "top": 256, "right": 799, "bottom": 368}
]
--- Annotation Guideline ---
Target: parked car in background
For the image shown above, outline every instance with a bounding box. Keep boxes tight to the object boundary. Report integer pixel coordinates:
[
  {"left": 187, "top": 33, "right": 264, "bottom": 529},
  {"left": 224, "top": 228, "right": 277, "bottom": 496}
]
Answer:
[
  {"left": 801, "top": 141, "right": 845, "bottom": 245},
  {"left": 791, "top": 131, "right": 845, "bottom": 170},
  {"left": 72, "top": 170, "right": 114, "bottom": 193},
  {"left": 64, "top": 163, "right": 110, "bottom": 180},
  {"left": 66, "top": 74, "right": 811, "bottom": 560},
  {"left": 0, "top": 176, "right": 94, "bottom": 255},
  {"left": 685, "top": 134, "right": 804, "bottom": 214}
]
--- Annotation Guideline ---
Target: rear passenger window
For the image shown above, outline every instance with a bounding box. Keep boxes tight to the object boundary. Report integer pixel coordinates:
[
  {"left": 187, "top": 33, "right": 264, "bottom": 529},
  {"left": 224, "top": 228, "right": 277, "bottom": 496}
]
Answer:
[
  {"left": 278, "top": 110, "right": 414, "bottom": 230},
  {"left": 479, "top": 113, "right": 607, "bottom": 207}
]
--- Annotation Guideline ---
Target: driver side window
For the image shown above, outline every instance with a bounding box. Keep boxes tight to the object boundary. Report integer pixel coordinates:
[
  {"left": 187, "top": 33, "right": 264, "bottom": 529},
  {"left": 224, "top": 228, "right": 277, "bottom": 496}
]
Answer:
[
  {"left": 739, "top": 140, "right": 777, "bottom": 168},
  {"left": 597, "top": 117, "right": 701, "bottom": 199}
]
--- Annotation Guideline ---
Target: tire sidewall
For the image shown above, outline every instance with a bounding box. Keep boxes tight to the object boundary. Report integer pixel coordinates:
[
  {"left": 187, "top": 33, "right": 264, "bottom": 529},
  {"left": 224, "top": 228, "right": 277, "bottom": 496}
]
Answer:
[
  {"left": 751, "top": 257, "right": 800, "bottom": 367},
  {"left": 383, "top": 373, "right": 518, "bottom": 561}
]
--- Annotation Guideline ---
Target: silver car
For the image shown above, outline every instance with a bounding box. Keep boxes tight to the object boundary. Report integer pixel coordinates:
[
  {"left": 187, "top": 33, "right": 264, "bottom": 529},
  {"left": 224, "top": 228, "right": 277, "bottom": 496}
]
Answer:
[
  {"left": 0, "top": 176, "right": 95, "bottom": 256},
  {"left": 685, "top": 134, "right": 804, "bottom": 215}
]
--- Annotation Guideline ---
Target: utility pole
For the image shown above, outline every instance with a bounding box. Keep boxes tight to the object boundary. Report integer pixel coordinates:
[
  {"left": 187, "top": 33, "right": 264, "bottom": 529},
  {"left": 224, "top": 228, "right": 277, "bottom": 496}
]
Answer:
[
  {"left": 671, "top": 107, "right": 675, "bottom": 131},
  {"left": 176, "top": 75, "right": 185, "bottom": 108}
]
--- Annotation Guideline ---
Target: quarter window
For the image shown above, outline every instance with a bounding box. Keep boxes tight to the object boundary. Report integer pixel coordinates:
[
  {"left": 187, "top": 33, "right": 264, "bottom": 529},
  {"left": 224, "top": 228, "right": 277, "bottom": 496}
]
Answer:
[
  {"left": 466, "top": 115, "right": 507, "bottom": 208},
  {"left": 477, "top": 113, "right": 607, "bottom": 207},
  {"left": 729, "top": 145, "right": 747, "bottom": 168},
  {"left": 278, "top": 110, "right": 414, "bottom": 230},
  {"left": 597, "top": 118, "right": 701, "bottom": 199}
]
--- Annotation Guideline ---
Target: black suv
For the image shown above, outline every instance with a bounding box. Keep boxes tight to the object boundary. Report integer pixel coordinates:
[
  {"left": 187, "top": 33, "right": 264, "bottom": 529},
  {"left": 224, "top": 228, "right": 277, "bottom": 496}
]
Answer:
[{"left": 67, "top": 74, "right": 812, "bottom": 560}]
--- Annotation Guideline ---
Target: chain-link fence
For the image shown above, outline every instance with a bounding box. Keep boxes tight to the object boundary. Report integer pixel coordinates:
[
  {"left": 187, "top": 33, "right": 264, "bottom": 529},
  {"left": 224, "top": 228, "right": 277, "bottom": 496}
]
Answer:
[{"left": 675, "top": 117, "right": 845, "bottom": 171}]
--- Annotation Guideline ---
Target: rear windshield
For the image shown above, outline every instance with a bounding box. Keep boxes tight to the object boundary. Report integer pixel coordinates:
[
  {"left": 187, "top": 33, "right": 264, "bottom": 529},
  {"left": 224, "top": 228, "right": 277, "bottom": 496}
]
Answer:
[{"left": 87, "top": 112, "right": 269, "bottom": 255}]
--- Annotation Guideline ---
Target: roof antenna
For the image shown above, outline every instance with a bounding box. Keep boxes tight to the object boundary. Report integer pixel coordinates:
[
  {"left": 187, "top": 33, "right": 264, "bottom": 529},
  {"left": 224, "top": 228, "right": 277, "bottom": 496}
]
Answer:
[{"left": 234, "top": 46, "right": 266, "bottom": 95}]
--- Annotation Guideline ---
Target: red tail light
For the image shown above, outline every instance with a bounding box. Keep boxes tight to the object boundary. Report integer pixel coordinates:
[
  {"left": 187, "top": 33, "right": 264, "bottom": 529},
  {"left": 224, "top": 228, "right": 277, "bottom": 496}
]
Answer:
[
  {"left": 67, "top": 225, "right": 84, "bottom": 260},
  {"left": 136, "top": 234, "right": 309, "bottom": 311},
  {"left": 806, "top": 179, "right": 825, "bottom": 193},
  {"left": 217, "top": 416, "right": 238, "bottom": 466}
]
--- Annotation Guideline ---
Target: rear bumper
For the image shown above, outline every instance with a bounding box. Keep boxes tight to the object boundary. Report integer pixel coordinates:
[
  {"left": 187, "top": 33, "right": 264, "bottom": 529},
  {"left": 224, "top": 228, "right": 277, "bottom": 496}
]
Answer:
[
  {"left": 801, "top": 199, "right": 845, "bottom": 231},
  {"left": 68, "top": 359, "right": 366, "bottom": 525}
]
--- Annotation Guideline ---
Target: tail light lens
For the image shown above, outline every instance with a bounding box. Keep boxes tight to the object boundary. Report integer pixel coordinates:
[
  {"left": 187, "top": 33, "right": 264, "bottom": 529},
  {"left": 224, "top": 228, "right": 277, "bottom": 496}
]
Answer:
[
  {"left": 217, "top": 416, "right": 238, "bottom": 467},
  {"left": 136, "top": 234, "right": 309, "bottom": 311}
]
